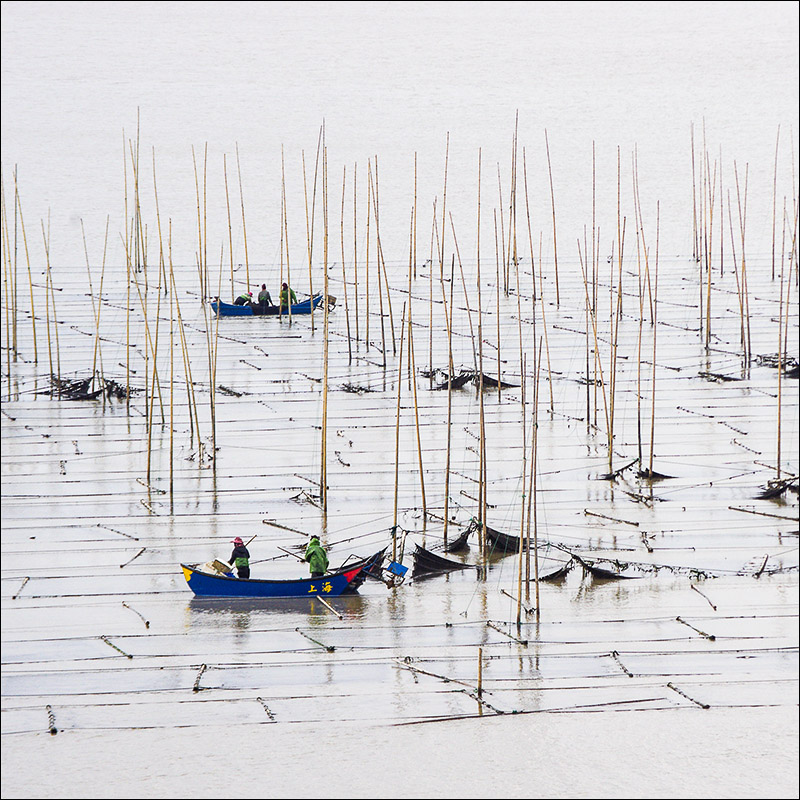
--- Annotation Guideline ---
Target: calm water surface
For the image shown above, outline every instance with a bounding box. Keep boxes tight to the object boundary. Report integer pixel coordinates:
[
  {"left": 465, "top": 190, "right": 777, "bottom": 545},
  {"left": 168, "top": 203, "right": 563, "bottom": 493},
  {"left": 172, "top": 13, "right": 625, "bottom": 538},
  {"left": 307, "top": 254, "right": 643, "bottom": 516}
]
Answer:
[{"left": 2, "top": 2, "right": 798, "bottom": 798}]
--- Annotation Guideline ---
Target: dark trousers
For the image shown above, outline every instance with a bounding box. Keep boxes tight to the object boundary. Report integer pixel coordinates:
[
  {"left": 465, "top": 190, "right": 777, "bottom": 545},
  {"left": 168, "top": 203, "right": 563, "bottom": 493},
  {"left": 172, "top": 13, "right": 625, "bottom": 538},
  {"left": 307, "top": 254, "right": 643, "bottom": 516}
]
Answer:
[
  {"left": 237, "top": 566, "right": 250, "bottom": 579},
  {"left": 311, "top": 572, "right": 324, "bottom": 578}
]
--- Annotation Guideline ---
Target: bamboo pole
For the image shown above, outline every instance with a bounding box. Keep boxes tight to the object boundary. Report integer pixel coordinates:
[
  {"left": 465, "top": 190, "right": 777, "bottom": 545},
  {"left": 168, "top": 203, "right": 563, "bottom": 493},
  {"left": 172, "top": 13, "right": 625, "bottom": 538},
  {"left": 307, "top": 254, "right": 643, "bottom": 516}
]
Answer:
[
  {"left": 353, "top": 162, "right": 359, "bottom": 348},
  {"left": 393, "top": 304, "right": 407, "bottom": 559},
  {"left": 235, "top": 143, "right": 251, "bottom": 293},
  {"left": 407, "top": 286, "right": 426, "bottom": 517},
  {"left": 13, "top": 177, "right": 37, "bottom": 362},
  {"left": 321, "top": 144, "right": 330, "bottom": 512},
  {"left": 440, "top": 253, "right": 455, "bottom": 546},
  {"left": 223, "top": 153, "right": 235, "bottom": 301},
  {"left": 544, "top": 129, "right": 560, "bottom": 304},
  {"left": 648, "top": 204, "right": 660, "bottom": 477},
  {"left": 340, "top": 165, "right": 353, "bottom": 364}
]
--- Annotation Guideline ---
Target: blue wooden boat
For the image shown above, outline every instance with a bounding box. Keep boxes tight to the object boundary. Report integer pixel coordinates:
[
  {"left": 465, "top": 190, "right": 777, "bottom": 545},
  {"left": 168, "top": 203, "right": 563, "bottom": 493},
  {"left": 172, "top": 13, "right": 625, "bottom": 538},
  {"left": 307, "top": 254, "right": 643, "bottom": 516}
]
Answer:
[
  {"left": 180, "top": 562, "right": 365, "bottom": 597},
  {"left": 211, "top": 295, "right": 326, "bottom": 317}
]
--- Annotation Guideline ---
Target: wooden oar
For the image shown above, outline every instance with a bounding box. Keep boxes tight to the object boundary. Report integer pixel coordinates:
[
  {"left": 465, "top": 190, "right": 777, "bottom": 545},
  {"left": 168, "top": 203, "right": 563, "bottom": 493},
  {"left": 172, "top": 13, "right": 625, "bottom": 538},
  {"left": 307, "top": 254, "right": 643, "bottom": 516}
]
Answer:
[
  {"left": 314, "top": 595, "right": 344, "bottom": 620},
  {"left": 277, "top": 545, "right": 305, "bottom": 562}
]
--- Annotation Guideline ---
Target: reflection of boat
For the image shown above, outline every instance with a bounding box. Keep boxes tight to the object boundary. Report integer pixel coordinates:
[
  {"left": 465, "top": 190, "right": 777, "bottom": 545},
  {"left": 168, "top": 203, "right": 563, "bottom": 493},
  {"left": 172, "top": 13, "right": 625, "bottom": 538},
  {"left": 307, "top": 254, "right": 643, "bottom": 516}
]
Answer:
[
  {"left": 211, "top": 295, "right": 327, "bottom": 317},
  {"left": 412, "top": 544, "right": 477, "bottom": 577},
  {"left": 181, "top": 562, "right": 364, "bottom": 597}
]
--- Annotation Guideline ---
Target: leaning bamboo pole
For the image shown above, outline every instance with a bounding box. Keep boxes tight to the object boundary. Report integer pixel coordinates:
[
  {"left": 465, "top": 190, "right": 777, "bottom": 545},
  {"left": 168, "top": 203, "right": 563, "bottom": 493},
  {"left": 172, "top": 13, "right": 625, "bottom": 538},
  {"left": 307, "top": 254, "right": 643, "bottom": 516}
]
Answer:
[
  {"left": 13, "top": 179, "right": 37, "bottom": 363},
  {"left": 223, "top": 154, "right": 235, "bottom": 301},
  {"left": 80, "top": 220, "right": 103, "bottom": 391},
  {"left": 372, "top": 155, "right": 397, "bottom": 356},
  {"left": 449, "top": 216, "right": 478, "bottom": 375},
  {"left": 235, "top": 143, "right": 251, "bottom": 292},
  {"left": 522, "top": 148, "right": 554, "bottom": 412},
  {"left": 170, "top": 255, "right": 203, "bottom": 457},
  {"left": 340, "top": 165, "right": 353, "bottom": 364},
  {"left": 41, "top": 217, "right": 59, "bottom": 386},
  {"left": 544, "top": 129, "right": 560, "bottom": 305}
]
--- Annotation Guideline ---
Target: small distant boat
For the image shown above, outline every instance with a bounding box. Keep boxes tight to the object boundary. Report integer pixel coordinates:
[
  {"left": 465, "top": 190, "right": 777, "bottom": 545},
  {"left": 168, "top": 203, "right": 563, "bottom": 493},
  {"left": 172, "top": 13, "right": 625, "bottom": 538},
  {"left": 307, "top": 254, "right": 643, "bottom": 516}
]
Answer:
[
  {"left": 211, "top": 295, "right": 329, "bottom": 317},
  {"left": 180, "top": 562, "right": 364, "bottom": 598}
]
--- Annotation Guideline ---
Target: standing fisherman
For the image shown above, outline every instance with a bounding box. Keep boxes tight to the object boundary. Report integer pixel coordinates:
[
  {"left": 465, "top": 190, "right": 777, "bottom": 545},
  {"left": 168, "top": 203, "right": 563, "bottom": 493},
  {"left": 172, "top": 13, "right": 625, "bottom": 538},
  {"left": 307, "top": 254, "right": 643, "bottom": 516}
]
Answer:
[
  {"left": 279, "top": 282, "right": 297, "bottom": 310},
  {"left": 304, "top": 535, "right": 328, "bottom": 577},
  {"left": 229, "top": 537, "right": 251, "bottom": 579},
  {"left": 257, "top": 284, "right": 273, "bottom": 311}
]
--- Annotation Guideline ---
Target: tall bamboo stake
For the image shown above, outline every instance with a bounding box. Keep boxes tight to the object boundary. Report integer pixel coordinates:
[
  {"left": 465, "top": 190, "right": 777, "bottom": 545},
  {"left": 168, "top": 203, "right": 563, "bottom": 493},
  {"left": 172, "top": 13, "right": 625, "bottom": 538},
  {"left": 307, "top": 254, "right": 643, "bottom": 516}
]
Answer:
[
  {"left": 544, "top": 129, "right": 560, "bottom": 304},
  {"left": 321, "top": 144, "right": 330, "bottom": 512},
  {"left": 235, "top": 143, "right": 251, "bottom": 292},
  {"left": 648, "top": 204, "right": 660, "bottom": 477},
  {"left": 13, "top": 178, "right": 37, "bottom": 362},
  {"left": 224, "top": 154, "right": 235, "bottom": 301},
  {"left": 340, "top": 165, "right": 353, "bottom": 364},
  {"left": 393, "top": 304, "right": 407, "bottom": 560}
]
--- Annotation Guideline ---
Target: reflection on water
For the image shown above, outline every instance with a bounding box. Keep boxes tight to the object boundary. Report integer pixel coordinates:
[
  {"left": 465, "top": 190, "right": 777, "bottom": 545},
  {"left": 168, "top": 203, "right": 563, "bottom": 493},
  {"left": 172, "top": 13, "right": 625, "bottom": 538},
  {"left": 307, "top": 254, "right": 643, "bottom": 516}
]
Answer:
[{"left": 187, "top": 593, "right": 370, "bottom": 626}]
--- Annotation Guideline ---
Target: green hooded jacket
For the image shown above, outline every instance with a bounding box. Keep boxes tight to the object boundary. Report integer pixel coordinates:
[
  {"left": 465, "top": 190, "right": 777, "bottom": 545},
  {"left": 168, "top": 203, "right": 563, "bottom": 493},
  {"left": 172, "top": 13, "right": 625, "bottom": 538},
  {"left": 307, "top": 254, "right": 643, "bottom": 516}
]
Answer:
[{"left": 305, "top": 537, "right": 329, "bottom": 574}]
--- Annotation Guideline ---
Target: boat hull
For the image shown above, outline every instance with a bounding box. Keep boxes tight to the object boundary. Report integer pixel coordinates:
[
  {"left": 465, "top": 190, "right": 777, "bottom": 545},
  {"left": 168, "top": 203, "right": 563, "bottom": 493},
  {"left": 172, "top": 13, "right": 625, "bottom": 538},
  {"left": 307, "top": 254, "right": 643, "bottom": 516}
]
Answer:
[
  {"left": 181, "top": 563, "right": 363, "bottom": 597},
  {"left": 211, "top": 296, "right": 325, "bottom": 317}
]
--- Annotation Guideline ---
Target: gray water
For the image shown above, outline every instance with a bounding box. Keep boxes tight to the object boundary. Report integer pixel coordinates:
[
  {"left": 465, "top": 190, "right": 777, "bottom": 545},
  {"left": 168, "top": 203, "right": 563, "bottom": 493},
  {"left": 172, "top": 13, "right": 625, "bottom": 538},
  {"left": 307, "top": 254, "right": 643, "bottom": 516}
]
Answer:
[{"left": 2, "top": 2, "right": 799, "bottom": 798}]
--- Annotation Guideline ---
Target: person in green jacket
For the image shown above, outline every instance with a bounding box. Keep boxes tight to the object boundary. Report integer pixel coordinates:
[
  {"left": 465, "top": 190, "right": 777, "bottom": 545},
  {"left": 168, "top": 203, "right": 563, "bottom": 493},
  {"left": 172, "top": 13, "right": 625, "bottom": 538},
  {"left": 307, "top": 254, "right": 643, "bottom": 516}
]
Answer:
[
  {"left": 279, "top": 282, "right": 297, "bottom": 310},
  {"left": 304, "top": 535, "right": 328, "bottom": 577}
]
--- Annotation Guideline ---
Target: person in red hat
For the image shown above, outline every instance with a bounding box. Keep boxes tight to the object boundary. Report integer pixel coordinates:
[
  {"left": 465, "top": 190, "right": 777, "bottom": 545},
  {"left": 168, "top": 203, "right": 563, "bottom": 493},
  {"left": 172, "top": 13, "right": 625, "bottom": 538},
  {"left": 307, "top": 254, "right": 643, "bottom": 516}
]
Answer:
[{"left": 229, "top": 537, "right": 250, "bottom": 579}]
